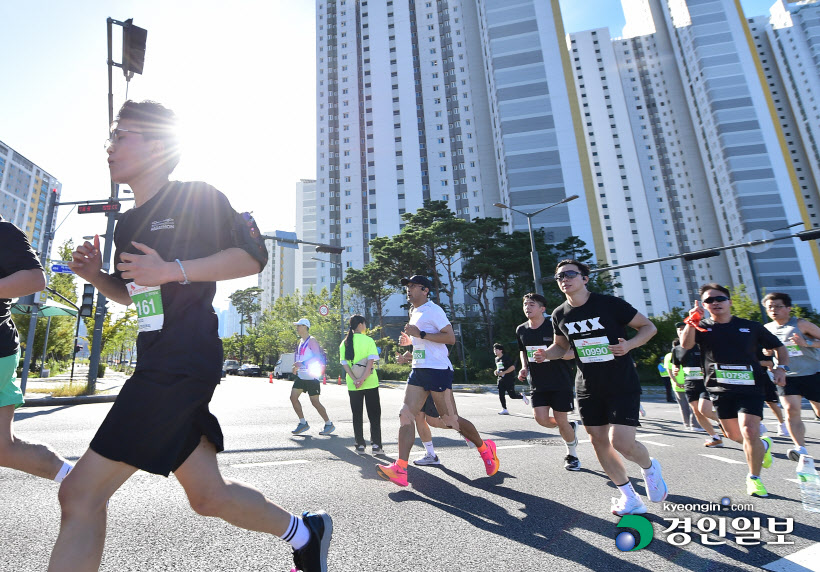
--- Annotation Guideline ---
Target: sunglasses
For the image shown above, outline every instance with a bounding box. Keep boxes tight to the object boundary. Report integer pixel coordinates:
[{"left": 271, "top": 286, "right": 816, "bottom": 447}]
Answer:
[
  {"left": 702, "top": 295, "right": 729, "bottom": 304},
  {"left": 554, "top": 270, "right": 582, "bottom": 281}
]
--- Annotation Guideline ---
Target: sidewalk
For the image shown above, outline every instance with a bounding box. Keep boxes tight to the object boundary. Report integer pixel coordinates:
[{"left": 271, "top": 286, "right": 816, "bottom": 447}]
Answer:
[{"left": 21, "top": 365, "right": 128, "bottom": 407}]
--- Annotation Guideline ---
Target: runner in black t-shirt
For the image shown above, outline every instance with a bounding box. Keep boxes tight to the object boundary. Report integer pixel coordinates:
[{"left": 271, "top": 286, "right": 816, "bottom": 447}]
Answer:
[
  {"left": 493, "top": 343, "right": 526, "bottom": 414},
  {"left": 0, "top": 216, "right": 73, "bottom": 485},
  {"left": 540, "top": 259, "right": 667, "bottom": 516},
  {"left": 670, "top": 322, "right": 723, "bottom": 447},
  {"left": 515, "top": 293, "right": 580, "bottom": 471},
  {"left": 680, "top": 282, "right": 787, "bottom": 499},
  {"left": 56, "top": 101, "right": 330, "bottom": 572}
]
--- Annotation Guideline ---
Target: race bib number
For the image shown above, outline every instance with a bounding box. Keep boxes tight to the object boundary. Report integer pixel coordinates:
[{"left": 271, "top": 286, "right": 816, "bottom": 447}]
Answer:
[
  {"left": 787, "top": 344, "right": 803, "bottom": 358},
  {"left": 575, "top": 336, "right": 614, "bottom": 363},
  {"left": 715, "top": 364, "right": 754, "bottom": 385},
  {"left": 683, "top": 367, "right": 703, "bottom": 380},
  {"left": 127, "top": 283, "right": 164, "bottom": 332},
  {"left": 412, "top": 347, "right": 426, "bottom": 365},
  {"left": 526, "top": 345, "right": 548, "bottom": 362}
]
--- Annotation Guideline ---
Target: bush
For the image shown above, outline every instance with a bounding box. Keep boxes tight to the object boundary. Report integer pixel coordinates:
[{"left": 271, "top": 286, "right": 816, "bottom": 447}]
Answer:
[
  {"left": 377, "top": 363, "right": 411, "bottom": 381},
  {"left": 98, "top": 363, "right": 106, "bottom": 378}
]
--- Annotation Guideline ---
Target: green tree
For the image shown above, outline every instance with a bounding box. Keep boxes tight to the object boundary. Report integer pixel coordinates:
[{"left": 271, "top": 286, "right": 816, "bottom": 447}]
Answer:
[
  {"left": 345, "top": 262, "right": 396, "bottom": 332},
  {"left": 229, "top": 286, "right": 262, "bottom": 363}
]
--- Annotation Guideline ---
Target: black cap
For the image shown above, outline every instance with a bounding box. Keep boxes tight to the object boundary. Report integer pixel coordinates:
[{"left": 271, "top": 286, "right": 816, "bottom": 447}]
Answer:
[
  {"left": 401, "top": 275, "right": 433, "bottom": 291},
  {"left": 675, "top": 322, "right": 686, "bottom": 328}
]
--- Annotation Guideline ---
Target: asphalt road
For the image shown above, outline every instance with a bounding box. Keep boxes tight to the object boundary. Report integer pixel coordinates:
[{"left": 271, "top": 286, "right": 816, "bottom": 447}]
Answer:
[{"left": 2, "top": 377, "right": 819, "bottom": 571}]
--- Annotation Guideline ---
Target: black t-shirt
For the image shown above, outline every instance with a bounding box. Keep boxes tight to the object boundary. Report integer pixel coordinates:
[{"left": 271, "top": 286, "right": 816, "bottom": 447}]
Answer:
[
  {"left": 494, "top": 353, "right": 516, "bottom": 384},
  {"left": 552, "top": 292, "right": 640, "bottom": 397},
  {"left": 694, "top": 316, "right": 783, "bottom": 395},
  {"left": 516, "top": 319, "right": 574, "bottom": 392},
  {"left": 112, "top": 181, "right": 267, "bottom": 382},
  {"left": 0, "top": 217, "right": 43, "bottom": 358}
]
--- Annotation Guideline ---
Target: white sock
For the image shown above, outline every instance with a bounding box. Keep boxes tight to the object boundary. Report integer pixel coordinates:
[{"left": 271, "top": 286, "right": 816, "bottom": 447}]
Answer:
[
  {"left": 423, "top": 441, "right": 436, "bottom": 456},
  {"left": 565, "top": 422, "right": 578, "bottom": 456},
  {"left": 54, "top": 461, "right": 73, "bottom": 483},
  {"left": 616, "top": 481, "right": 639, "bottom": 500},
  {"left": 280, "top": 514, "right": 311, "bottom": 550},
  {"left": 761, "top": 437, "right": 770, "bottom": 453},
  {"left": 299, "top": 418, "right": 307, "bottom": 424}
]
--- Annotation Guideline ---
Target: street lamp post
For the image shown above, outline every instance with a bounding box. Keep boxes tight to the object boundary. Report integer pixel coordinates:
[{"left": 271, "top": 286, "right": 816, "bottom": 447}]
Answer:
[
  {"left": 493, "top": 195, "right": 579, "bottom": 295},
  {"left": 312, "top": 256, "right": 345, "bottom": 337}
]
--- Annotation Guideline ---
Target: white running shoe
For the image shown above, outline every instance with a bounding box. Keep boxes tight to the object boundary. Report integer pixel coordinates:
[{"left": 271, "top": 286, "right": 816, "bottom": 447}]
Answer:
[
  {"left": 611, "top": 495, "right": 648, "bottom": 516},
  {"left": 522, "top": 394, "right": 530, "bottom": 406},
  {"left": 639, "top": 404, "right": 646, "bottom": 417},
  {"left": 413, "top": 452, "right": 441, "bottom": 466},
  {"left": 778, "top": 423, "right": 790, "bottom": 437},
  {"left": 641, "top": 458, "right": 669, "bottom": 503},
  {"left": 498, "top": 409, "right": 510, "bottom": 415}
]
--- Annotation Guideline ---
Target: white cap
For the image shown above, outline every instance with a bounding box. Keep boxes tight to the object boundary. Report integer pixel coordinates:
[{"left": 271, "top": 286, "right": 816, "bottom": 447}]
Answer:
[{"left": 293, "top": 318, "right": 311, "bottom": 328}]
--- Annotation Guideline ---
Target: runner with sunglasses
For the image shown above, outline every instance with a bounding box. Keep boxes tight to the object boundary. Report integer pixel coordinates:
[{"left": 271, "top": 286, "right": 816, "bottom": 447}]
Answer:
[
  {"left": 539, "top": 259, "right": 667, "bottom": 516},
  {"left": 680, "top": 283, "right": 788, "bottom": 498}
]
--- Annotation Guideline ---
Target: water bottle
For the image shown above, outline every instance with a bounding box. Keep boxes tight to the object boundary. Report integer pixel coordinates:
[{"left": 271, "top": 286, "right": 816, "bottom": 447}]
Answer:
[{"left": 796, "top": 454, "right": 820, "bottom": 513}]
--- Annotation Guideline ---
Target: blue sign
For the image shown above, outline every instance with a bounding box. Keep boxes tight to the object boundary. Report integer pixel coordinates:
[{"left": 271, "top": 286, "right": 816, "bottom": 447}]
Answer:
[
  {"left": 275, "top": 230, "right": 299, "bottom": 249},
  {"left": 51, "top": 264, "right": 74, "bottom": 274}
]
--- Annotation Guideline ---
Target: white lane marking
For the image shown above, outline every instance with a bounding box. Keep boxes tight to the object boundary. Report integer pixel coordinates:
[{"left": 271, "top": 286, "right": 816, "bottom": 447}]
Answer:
[
  {"left": 762, "top": 542, "right": 820, "bottom": 571},
  {"left": 231, "top": 460, "right": 310, "bottom": 468},
  {"left": 635, "top": 433, "right": 662, "bottom": 438},
  {"left": 485, "top": 408, "right": 534, "bottom": 418},
  {"left": 783, "top": 478, "right": 800, "bottom": 484},
  {"left": 698, "top": 454, "right": 747, "bottom": 465},
  {"left": 639, "top": 441, "right": 672, "bottom": 447}
]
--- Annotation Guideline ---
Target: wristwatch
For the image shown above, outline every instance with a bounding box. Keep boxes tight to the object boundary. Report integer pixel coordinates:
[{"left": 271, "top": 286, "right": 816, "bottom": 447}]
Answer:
[
  {"left": 419, "top": 331, "right": 427, "bottom": 339},
  {"left": 773, "top": 365, "right": 791, "bottom": 372}
]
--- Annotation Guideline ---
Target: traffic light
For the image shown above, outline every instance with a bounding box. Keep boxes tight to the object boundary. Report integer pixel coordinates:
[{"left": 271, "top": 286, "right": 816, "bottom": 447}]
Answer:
[
  {"left": 122, "top": 19, "right": 147, "bottom": 76},
  {"left": 74, "top": 344, "right": 82, "bottom": 354},
  {"left": 80, "top": 284, "right": 95, "bottom": 318}
]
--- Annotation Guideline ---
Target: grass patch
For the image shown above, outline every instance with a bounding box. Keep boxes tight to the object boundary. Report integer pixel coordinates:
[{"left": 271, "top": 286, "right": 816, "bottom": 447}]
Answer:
[{"left": 26, "top": 382, "right": 104, "bottom": 397}]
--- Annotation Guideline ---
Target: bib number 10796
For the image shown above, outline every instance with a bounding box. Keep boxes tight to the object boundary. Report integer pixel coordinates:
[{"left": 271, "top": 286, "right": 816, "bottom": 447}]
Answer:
[{"left": 127, "top": 282, "right": 165, "bottom": 332}]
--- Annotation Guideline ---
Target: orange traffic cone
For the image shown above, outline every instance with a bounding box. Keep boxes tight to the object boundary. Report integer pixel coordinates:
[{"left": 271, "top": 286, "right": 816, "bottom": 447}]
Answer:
[
  {"left": 337, "top": 375, "right": 342, "bottom": 385},
  {"left": 322, "top": 374, "right": 327, "bottom": 385},
  {"left": 269, "top": 373, "right": 273, "bottom": 383}
]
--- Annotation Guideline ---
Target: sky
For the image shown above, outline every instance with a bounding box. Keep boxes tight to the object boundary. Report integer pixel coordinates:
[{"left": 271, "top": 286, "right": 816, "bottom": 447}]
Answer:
[{"left": 0, "top": 0, "right": 779, "bottom": 310}]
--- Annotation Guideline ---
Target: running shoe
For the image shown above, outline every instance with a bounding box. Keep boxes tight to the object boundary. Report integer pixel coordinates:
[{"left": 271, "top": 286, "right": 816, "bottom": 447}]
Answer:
[
  {"left": 355, "top": 444, "right": 366, "bottom": 453},
  {"left": 641, "top": 458, "right": 669, "bottom": 502},
  {"left": 564, "top": 455, "right": 581, "bottom": 471},
  {"left": 639, "top": 404, "right": 646, "bottom": 418},
  {"left": 611, "top": 495, "right": 648, "bottom": 516},
  {"left": 371, "top": 444, "right": 383, "bottom": 455},
  {"left": 376, "top": 462, "right": 408, "bottom": 487},
  {"left": 704, "top": 436, "right": 724, "bottom": 448},
  {"left": 292, "top": 421, "right": 310, "bottom": 435},
  {"left": 291, "top": 510, "right": 332, "bottom": 572},
  {"left": 778, "top": 423, "right": 790, "bottom": 437},
  {"left": 498, "top": 409, "right": 510, "bottom": 415},
  {"left": 761, "top": 436, "right": 774, "bottom": 469},
  {"left": 522, "top": 394, "right": 530, "bottom": 406},
  {"left": 480, "top": 439, "right": 500, "bottom": 476},
  {"left": 787, "top": 447, "right": 807, "bottom": 462},
  {"left": 746, "top": 476, "right": 768, "bottom": 498},
  {"left": 319, "top": 422, "right": 335, "bottom": 436},
  {"left": 413, "top": 453, "right": 441, "bottom": 466}
]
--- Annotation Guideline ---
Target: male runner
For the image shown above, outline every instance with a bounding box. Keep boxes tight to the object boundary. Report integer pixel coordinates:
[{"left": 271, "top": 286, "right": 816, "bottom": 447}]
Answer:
[
  {"left": 0, "top": 216, "right": 73, "bottom": 484},
  {"left": 493, "top": 343, "right": 527, "bottom": 414},
  {"left": 762, "top": 292, "right": 820, "bottom": 461},
  {"left": 412, "top": 395, "right": 445, "bottom": 466},
  {"left": 680, "top": 283, "right": 787, "bottom": 498},
  {"left": 540, "top": 259, "right": 667, "bottom": 516},
  {"left": 516, "top": 293, "right": 580, "bottom": 471},
  {"left": 376, "top": 275, "right": 499, "bottom": 486},
  {"left": 670, "top": 322, "right": 722, "bottom": 444},
  {"left": 58, "top": 100, "right": 330, "bottom": 572},
  {"left": 291, "top": 318, "right": 334, "bottom": 436}
]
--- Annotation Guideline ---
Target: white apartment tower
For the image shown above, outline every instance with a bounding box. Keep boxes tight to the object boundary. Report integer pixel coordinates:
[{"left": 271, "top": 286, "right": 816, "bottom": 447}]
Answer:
[
  {"left": 258, "top": 234, "right": 296, "bottom": 313},
  {"left": 295, "top": 179, "right": 319, "bottom": 293},
  {"left": 314, "top": 0, "right": 601, "bottom": 313},
  {"left": 0, "top": 139, "right": 61, "bottom": 254}
]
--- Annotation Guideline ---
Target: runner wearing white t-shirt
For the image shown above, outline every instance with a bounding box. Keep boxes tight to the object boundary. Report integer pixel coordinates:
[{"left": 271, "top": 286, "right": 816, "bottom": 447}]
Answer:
[{"left": 376, "top": 275, "right": 499, "bottom": 486}]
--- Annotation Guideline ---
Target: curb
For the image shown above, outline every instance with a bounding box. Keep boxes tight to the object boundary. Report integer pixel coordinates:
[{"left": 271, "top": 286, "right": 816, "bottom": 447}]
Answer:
[{"left": 21, "top": 393, "right": 119, "bottom": 407}]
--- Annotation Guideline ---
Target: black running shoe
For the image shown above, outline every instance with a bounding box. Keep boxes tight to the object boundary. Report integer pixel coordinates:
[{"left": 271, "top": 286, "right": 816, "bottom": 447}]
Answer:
[
  {"left": 564, "top": 455, "right": 581, "bottom": 471},
  {"left": 292, "top": 511, "right": 332, "bottom": 572}
]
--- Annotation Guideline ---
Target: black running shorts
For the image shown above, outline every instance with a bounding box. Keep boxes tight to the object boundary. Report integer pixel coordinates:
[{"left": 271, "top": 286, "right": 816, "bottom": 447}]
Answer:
[
  {"left": 777, "top": 373, "right": 820, "bottom": 401},
  {"left": 90, "top": 372, "right": 224, "bottom": 477},
  {"left": 709, "top": 391, "right": 764, "bottom": 419},
  {"left": 531, "top": 389, "right": 574, "bottom": 412},
  {"left": 292, "top": 378, "right": 322, "bottom": 396},
  {"left": 577, "top": 391, "right": 641, "bottom": 427},
  {"left": 685, "top": 378, "right": 709, "bottom": 403}
]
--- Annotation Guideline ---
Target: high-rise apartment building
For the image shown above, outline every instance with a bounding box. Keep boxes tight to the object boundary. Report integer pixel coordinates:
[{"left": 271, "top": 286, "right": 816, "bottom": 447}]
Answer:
[
  {"left": 258, "top": 234, "right": 297, "bottom": 313},
  {"left": 295, "top": 179, "right": 319, "bottom": 293},
  {"left": 313, "top": 0, "right": 600, "bottom": 315},
  {"left": 0, "top": 139, "right": 61, "bottom": 255}
]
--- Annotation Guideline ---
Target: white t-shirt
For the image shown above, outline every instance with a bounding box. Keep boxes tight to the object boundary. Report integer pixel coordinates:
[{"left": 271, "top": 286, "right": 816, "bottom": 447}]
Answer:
[{"left": 409, "top": 301, "right": 452, "bottom": 370}]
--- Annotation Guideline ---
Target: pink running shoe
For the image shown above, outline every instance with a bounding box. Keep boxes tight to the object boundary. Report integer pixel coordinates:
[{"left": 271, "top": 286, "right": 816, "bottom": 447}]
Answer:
[
  {"left": 376, "top": 462, "right": 408, "bottom": 486},
  {"left": 479, "top": 439, "right": 500, "bottom": 476}
]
